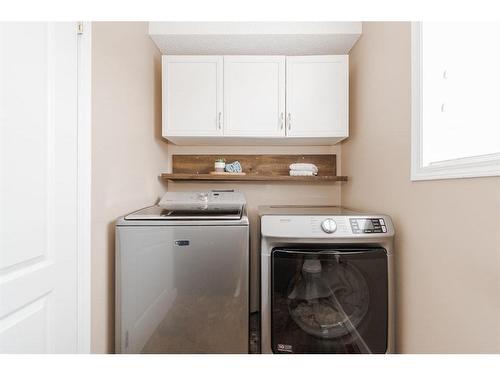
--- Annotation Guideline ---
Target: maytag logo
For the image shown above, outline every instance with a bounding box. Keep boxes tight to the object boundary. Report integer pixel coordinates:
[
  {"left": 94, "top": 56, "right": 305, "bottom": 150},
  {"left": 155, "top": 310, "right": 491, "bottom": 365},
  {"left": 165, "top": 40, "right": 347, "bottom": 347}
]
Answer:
[{"left": 276, "top": 343, "right": 293, "bottom": 353}]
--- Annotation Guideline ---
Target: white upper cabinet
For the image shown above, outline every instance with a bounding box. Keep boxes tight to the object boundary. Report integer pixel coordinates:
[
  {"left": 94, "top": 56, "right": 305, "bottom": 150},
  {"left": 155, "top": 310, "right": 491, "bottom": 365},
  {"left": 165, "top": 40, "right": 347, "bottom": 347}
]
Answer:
[
  {"left": 285, "top": 55, "right": 348, "bottom": 138},
  {"left": 223, "top": 56, "right": 285, "bottom": 137},
  {"left": 162, "top": 56, "right": 223, "bottom": 136},
  {"left": 162, "top": 55, "right": 349, "bottom": 145}
]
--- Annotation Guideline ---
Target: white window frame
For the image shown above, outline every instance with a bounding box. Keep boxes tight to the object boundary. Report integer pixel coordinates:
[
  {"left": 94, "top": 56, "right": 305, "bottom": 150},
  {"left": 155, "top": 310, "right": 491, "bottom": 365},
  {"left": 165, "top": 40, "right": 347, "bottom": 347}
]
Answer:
[{"left": 411, "top": 22, "right": 500, "bottom": 181}]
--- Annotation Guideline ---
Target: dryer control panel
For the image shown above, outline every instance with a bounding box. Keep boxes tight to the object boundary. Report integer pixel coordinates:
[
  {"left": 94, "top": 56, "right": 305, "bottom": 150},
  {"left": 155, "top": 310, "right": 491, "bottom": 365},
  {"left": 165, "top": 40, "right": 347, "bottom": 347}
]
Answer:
[
  {"left": 350, "top": 218, "right": 387, "bottom": 234},
  {"left": 260, "top": 215, "right": 393, "bottom": 238}
]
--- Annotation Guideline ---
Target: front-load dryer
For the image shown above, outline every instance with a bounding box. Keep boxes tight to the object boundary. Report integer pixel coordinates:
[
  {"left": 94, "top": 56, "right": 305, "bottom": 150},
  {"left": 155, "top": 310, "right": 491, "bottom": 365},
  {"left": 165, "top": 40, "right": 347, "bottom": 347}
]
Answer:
[{"left": 259, "top": 206, "right": 395, "bottom": 354}]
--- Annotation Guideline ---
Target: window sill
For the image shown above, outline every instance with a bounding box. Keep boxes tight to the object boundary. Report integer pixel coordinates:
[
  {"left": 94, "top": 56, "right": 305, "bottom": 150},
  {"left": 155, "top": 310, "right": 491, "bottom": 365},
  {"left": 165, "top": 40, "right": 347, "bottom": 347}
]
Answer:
[{"left": 411, "top": 152, "right": 500, "bottom": 181}]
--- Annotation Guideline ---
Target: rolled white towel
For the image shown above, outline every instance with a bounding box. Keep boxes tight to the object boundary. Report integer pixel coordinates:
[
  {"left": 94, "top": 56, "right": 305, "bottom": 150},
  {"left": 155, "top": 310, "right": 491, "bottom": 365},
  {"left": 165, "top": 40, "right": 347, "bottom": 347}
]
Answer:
[
  {"left": 290, "top": 170, "right": 317, "bottom": 176},
  {"left": 289, "top": 163, "right": 318, "bottom": 173}
]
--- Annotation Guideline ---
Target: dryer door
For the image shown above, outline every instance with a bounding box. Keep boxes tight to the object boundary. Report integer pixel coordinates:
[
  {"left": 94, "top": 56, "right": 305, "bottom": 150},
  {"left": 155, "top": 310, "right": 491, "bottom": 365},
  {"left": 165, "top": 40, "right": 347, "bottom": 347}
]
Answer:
[{"left": 271, "top": 248, "right": 388, "bottom": 354}]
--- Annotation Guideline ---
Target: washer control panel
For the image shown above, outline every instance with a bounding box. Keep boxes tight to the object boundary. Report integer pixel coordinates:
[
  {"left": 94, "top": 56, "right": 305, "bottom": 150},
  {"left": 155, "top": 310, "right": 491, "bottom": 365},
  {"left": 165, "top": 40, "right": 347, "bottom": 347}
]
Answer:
[
  {"left": 321, "top": 218, "right": 337, "bottom": 233},
  {"left": 350, "top": 218, "right": 387, "bottom": 234}
]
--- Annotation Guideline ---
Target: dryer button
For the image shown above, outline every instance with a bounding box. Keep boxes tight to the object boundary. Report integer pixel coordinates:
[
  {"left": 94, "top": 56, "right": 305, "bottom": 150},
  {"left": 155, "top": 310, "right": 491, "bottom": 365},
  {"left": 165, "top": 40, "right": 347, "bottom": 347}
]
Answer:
[{"left": 321, "top": 218, "right": 337, "bottom": 234}]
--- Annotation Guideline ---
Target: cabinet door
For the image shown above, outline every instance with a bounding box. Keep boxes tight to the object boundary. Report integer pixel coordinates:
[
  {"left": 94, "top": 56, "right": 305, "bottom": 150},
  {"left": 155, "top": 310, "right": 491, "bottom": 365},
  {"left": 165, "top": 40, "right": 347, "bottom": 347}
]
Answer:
[
  {"left": 286, "top": 56, "right": 348, "bottom": 137},
  {"left": 224, "top": 56, "right": 285, "bottom": 137},
  {"left": 162, "top": 56, "right": 223, "bottom": 137}
]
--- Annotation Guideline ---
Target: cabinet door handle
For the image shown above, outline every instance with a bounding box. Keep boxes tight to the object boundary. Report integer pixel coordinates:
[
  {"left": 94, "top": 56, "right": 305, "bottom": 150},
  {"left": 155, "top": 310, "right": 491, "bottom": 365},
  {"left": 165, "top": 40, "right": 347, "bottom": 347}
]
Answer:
[
  {"left": 287, "top": 113, "right": 291, "bottom": 130},
  {"left": 280, "top": 112, "right": 284, "bottom": 130},
  {"left": 218, "top": 112, "right": 222, "bottom": 130}
]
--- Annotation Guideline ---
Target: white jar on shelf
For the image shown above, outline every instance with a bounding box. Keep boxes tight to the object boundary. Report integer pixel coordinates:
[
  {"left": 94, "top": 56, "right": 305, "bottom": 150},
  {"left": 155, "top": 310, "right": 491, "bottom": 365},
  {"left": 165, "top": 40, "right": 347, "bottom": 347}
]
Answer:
[{"left": 214, "top": 159, "right": 226, "bottom": 172}]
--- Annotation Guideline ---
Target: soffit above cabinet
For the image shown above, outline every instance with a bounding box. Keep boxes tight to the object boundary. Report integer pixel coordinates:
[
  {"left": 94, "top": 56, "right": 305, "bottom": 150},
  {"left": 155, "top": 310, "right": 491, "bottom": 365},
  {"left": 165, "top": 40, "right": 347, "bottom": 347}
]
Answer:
[{"left": 149, "top": 22, "right": 362, "bottom": 55}]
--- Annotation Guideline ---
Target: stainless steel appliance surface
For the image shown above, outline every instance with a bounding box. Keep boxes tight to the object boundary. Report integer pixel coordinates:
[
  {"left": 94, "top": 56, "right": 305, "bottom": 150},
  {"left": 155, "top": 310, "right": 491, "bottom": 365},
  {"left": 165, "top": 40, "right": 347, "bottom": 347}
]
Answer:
[
  {"left": 116, "top": 191, "right": 249, "bottom": 354},
  {"left": 259, "top": 205, "right": 395, "bottom": 354}
]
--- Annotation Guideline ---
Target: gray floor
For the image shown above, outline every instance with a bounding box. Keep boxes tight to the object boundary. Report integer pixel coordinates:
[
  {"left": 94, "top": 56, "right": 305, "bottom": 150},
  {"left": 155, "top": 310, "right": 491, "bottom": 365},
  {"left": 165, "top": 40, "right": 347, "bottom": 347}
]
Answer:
[{"left": 249, "top": 312, "right": 260, "bottom": 354}]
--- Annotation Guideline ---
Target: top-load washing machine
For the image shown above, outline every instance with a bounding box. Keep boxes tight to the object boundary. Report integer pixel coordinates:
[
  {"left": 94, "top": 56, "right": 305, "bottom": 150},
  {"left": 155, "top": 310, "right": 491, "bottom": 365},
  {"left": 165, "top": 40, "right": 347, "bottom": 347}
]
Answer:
[
  {"left": 260, "top": 206, "right": 395, "bottom": 354},
  {"left": 116, "top": 190, "right": 249, "bottom": 354}
]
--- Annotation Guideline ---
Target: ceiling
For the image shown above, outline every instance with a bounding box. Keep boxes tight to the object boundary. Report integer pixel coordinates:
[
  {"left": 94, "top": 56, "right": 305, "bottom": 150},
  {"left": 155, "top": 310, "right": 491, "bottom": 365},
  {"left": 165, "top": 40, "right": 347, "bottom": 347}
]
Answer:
[{"left": 149, "top": 22, "right": 362, "bottom": 55}]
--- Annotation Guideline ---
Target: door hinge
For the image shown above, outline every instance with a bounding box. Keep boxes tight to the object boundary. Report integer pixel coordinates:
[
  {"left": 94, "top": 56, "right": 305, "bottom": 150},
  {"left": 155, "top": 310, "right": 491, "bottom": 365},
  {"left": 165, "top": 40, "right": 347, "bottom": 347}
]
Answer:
[
  {"left": 77, "top": 22, "right": 84, "bottom": 35},
  {"left": 125, "top": 331, "right": 129, "bottom": 349}
]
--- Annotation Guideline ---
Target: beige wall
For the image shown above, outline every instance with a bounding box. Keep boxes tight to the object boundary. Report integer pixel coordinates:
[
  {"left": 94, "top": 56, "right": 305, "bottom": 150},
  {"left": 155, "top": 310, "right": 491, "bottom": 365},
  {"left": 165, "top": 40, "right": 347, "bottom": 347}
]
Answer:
[
  {"left": 91, "top": 22, "right": 168, "bottom": 353},
  {"left": 166, "top": 144, "right": 342, "bottom": 311},
  {"left": 344, "top": 22, "right": 500, "bottom": 353},
  {"left": 91, "top": 21, "right": 500, "bottom": 354}
]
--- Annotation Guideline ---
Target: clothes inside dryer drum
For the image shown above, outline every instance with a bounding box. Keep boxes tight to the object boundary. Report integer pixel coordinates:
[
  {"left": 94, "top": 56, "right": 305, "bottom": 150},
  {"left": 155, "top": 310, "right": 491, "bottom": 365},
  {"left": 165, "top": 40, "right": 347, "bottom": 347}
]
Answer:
[{"left": 287, "top": 255, "right": 370, "bottom": 350}]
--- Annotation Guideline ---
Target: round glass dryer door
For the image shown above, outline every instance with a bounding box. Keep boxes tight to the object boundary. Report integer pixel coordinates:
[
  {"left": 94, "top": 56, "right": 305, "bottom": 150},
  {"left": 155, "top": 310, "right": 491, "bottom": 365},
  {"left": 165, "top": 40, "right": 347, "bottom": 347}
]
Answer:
[{"left": 271, "top": 248, "right": 388, "bottom": 354}]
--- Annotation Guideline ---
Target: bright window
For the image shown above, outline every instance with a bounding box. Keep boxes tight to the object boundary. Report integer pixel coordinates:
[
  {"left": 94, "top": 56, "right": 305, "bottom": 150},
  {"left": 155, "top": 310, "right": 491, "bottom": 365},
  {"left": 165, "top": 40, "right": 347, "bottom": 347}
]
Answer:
[{"left": 411, "top": 22, "right": 500, "bottom": 180}]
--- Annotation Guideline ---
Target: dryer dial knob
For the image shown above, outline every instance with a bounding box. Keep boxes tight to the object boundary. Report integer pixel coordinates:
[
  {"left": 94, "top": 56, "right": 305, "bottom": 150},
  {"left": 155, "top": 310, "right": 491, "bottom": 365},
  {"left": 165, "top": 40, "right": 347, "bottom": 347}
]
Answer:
[{"left": 321, "top": 218, "right": 337, "bottom": 234}]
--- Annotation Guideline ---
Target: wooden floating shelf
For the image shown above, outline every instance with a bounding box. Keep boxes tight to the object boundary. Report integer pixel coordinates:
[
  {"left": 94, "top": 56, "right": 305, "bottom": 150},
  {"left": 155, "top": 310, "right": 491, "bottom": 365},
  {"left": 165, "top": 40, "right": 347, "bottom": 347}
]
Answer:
[
  {"left": 162, "top": 154, "right": 348, "bottom": 183},
  {"left": 161, "top": 173, "right": 348, "bottom": 182}
]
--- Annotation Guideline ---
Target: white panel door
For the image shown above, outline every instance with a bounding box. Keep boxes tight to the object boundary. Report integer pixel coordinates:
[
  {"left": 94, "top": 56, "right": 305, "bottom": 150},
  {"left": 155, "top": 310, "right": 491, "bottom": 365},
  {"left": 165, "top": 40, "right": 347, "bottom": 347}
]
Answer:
[
  {"left": 163, "top": 56, "right": 223, "bottom": 137},
  {"left": 286, "top": 55, "right": 348, "bottom": 137},
  {"left": 0, "top": 22, "right": 78, "bottom": 353},
  {"left": 223, "top": 56, "right": 285, "bottom": 137}
]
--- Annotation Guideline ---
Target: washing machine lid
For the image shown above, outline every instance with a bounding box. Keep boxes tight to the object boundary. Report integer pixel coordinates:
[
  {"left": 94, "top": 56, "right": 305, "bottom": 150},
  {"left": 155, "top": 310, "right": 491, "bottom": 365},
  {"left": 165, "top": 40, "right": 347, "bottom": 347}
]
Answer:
[
  {"left": 125, "top": 191, "right": 245, "bottom": 221},
  {"left": 124, "top": 205, "right": 243, "bottom": 220}
]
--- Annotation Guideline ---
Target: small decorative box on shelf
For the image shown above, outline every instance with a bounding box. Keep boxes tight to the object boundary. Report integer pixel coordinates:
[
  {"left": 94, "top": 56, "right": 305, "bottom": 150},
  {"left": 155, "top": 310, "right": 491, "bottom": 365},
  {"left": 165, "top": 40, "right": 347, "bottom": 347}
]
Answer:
[{"left": 161, "top": 154, "right": 347, "bottom": 183}]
